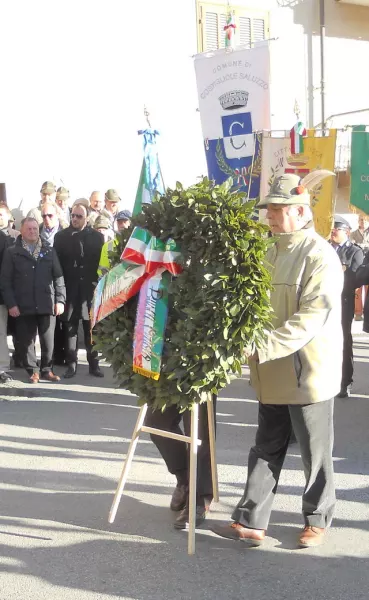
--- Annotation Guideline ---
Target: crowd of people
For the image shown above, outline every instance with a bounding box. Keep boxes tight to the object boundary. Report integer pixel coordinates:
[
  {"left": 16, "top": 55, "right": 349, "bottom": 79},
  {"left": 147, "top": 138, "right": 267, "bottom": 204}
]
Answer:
[{"left": 0, "top": 181, "right": 131, "bottom": 384}]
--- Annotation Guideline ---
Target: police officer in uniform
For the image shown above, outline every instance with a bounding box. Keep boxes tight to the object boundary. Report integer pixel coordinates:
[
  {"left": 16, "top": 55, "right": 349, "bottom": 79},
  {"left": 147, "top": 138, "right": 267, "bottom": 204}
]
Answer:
[{"left": 330, "top": 215, "right": 364, "bottom": 397}]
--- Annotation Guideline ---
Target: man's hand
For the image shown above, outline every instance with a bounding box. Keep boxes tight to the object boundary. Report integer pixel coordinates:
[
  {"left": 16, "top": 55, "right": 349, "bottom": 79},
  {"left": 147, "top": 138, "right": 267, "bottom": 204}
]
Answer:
[
  {"left": 243, "top": 346, "right": 258, "bottom": 362},
  {"left": 54, "top": 303, "right": 64, "bottom": 316},
  {"left": 9, "top": 306, "right": 20, "bottom": 318}
]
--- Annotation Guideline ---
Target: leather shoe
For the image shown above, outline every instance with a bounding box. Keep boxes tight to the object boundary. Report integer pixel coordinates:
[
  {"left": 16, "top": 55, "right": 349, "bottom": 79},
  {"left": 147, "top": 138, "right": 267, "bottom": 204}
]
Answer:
[
  {"left": 42, "top": 371, "right": 60, "bottom": 382},
  {"left": 298, "top": 526, "right": 325, "bottom": 548},
  {"left": 211, "top": 522, "right": 265, "bottom": 546},
  {"left": 63, "top": 366, "right": 76, "bottom": 379},
  {"left": 89, "top": 365, "right": 104, "bottom": 378},
  {"left": 29, "top": 373, "right": 40, "bottom": 384},
  {"left": 170, "top": 484, "right": 187, "bottom": 511},
  {"left": 336, "top": 387, "right": 349, "bottom": 398},
  {"left": 174, "top": 503, "right": 209, "bottom": 530}
]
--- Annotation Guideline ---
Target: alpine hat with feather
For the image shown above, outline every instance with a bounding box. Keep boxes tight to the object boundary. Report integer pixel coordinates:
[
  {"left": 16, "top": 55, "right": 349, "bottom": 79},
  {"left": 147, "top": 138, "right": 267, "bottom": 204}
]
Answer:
[{"left": 257, "top": 171, "right": 335, "bottom": 208}]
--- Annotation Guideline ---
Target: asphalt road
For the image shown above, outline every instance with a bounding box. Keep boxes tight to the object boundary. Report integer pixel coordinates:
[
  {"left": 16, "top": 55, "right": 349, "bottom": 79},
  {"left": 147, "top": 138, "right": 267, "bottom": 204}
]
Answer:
[{"left": 0, "top": 334, "right": 368, "bottom": 600}]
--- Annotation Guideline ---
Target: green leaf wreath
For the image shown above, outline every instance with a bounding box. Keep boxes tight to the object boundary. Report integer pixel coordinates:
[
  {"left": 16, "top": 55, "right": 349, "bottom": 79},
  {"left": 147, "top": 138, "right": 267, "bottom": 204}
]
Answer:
[{"left": 94, "top": 177, "right": 273, "bottom": 411}]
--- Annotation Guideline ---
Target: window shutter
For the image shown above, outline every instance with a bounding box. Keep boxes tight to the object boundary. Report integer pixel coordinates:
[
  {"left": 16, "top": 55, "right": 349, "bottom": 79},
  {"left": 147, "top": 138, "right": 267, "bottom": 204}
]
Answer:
[
  {"left": 198, "top": 3, "right": 268, "bottom": 52},
  {"left": 253, "top": 18, "right": 265, "bottom": 42},
  {"left": 239, "top": 16, "right": 251, "bottom": 47}
]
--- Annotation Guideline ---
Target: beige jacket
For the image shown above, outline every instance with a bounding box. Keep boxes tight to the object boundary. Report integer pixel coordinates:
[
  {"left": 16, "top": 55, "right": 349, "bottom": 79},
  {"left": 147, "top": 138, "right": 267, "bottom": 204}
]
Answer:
[{"left": 249, "top": 226, "right": 344, "bottom": 405}]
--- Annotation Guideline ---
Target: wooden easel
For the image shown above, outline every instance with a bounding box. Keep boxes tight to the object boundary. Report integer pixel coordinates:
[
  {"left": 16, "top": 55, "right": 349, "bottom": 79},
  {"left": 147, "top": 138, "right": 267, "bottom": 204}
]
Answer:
[{"left": 108, "top": 393, "right": 219, "bottom": 555}]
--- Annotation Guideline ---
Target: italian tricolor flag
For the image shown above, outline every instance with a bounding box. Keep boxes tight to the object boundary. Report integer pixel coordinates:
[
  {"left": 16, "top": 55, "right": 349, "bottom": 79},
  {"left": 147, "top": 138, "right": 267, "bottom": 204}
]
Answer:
[{"left": 290, "top": 122, "right": 307, "bottom": 154}]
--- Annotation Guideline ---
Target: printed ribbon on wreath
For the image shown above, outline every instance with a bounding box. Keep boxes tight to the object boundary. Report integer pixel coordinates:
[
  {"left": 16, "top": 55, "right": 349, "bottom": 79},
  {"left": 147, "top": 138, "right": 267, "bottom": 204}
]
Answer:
[
  {"left": 90, "top": 227, "right": 182, "bottom": 381},
  {"left": 290, "top": 121, "right": 307, "bottom": 155}
]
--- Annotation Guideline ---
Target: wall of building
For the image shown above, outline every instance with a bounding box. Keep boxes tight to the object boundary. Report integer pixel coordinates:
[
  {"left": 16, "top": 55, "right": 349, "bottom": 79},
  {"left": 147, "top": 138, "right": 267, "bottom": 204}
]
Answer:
[{"left": 0, "top": 0, "right": 367, "bottom": 216}]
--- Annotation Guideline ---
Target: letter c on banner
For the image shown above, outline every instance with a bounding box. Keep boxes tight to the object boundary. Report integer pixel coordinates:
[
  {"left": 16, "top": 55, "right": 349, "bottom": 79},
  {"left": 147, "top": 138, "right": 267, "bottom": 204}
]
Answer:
[
  {"left": 361, "top": 175, "right": 369, "bottom": 182},
  {"left": 229, "top": 121, "right": 246, "bottom": 151}
]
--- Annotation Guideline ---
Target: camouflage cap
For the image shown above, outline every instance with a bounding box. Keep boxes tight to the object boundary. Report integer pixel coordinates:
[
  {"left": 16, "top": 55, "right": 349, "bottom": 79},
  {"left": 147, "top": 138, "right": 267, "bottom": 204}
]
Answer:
[
  {"left": 56, "top": 186, "right": 69, "bottom": 201},
  {"left": 257, "top": 174, "right": 310, "bottom": 208},
  {"left": 40, "top": 181, "right": 56, "bottom": 194},
  {"left": 94, "top": 215, "right": 111, "bottom": 230},
  {"left": 105, "top": 188, "right": 120, "bottom": 203}
]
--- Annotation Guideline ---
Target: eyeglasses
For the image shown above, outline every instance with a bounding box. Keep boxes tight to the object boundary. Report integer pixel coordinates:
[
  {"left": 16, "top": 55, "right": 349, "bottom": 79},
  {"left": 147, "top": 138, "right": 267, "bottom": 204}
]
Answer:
[
  {"left": 42, "top": 214, "right": 55, "bottom": 219},
  {"left": 71, "top": 213, "right": 84, "bottom": 219}
]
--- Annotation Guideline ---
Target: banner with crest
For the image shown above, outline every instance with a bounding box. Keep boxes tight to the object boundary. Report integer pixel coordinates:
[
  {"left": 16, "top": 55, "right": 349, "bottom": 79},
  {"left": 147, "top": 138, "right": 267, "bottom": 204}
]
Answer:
[
  {"left": 194, "top": 45, "right": 270, "bottom": 199},
  {"left": 260, "top": 129, "right": 337, "bottom": 238}
]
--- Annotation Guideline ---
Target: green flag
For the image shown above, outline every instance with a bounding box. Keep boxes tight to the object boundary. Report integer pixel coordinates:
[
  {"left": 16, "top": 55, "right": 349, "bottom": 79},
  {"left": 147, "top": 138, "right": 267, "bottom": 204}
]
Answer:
[
  {"left": 350, "top": 125, "right": 369, "bottom": 214},
  {"left": 133, "top": 158, "right": 151, "bottom": 217}
]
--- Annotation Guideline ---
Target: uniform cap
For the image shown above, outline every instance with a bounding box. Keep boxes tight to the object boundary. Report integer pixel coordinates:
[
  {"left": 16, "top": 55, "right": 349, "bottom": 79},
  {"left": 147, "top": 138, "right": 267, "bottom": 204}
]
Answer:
[
  {"left": 94, "top": 215, "right": 111, "bottom": 230},
  {"left": 257, "top": 174, "right": 310, "bottom": 208},
  {"left": 105, "top": 189, "right": 120, "bottom": 203},
  {"left": 333, "top": 215, "right": 351, "bottom": 230},
  {"left": 115, "top": 209, "right": 132, "bottom": 221},
  {"left": 40, "top": 181, "right": 56, "bottom": 194}
]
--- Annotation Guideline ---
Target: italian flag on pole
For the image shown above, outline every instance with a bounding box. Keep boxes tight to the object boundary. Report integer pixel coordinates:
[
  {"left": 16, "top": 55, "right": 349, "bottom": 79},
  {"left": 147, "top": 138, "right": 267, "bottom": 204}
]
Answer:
[
  {"left": 132, "top": 159, "right": 151, "bottom": 217},
  {"left": 132, "top": 129, "right": 165, "bottom": 217}
]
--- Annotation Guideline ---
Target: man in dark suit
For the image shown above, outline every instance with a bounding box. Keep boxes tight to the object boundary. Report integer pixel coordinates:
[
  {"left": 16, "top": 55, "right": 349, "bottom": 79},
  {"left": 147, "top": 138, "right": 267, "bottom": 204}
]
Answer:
[
  {"left": 330, "top": 215, "right": 364, "bottom": 397},
  {"left": 54, "top": 202, "right": 104, "bottom": 379},
  {"left": 1, "top": 217, "right": 66, "bottom": 383}
]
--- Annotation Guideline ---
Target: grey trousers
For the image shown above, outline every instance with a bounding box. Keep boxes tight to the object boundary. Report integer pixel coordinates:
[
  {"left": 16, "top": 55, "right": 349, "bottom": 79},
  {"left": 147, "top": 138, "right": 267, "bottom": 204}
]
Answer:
[{"left": 232, "top": 399, "right": 335, "bottom": 530}]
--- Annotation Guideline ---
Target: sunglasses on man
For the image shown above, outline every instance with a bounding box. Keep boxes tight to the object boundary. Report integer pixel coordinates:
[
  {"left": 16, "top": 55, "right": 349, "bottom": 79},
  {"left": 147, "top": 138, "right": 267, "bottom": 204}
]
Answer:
[{"left": 71, "top": 213, "right": 84, "bottom": 219}]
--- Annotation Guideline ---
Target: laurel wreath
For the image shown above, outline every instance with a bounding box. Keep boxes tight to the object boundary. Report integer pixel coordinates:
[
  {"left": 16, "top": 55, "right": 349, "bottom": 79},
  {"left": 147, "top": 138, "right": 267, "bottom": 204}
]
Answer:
[{"left": 94, "top": 177, "right": 273, "bottom": 411}]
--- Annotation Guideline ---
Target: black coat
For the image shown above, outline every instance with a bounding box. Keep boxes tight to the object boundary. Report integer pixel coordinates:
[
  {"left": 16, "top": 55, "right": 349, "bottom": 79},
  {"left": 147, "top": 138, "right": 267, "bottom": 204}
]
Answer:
[
  {"left": 0, "top": 230, "right": 16, "bottom": 305},
  {"left": 356, "top": 252, "right": 369, "bottom": 332},
  {"left": 54, "top": 225, "right": 104, "bottom": 321},
  {"left": 332, "top": 240, "right": 364, "bottom": 321},
  {"left": 0, "top": 236, "right": 66, "bottom": 315}
]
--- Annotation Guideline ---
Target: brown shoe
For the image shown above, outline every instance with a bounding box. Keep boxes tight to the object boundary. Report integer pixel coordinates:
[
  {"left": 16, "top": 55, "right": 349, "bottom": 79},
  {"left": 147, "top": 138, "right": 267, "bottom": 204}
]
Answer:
[
  {"left": 211, "top": 522, "right": 265, "bottom": 546},
  {"left": 42, "top": 371, "right": 60, "bottom": 382},
  {"left": 298, "top": 526, "right": 325, "bottom": 548},
  {"left": 170, "top": 484, "right": 187, "bottom": 512},
  {"left": 29, "top": 373, "right": 40, "bottom": 384}
]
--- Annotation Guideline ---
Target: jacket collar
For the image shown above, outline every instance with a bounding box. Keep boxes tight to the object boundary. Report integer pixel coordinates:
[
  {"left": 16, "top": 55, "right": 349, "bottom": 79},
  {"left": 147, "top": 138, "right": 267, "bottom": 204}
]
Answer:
[{"left": 274, "top": 224, "right": 316, "bottom": 251}]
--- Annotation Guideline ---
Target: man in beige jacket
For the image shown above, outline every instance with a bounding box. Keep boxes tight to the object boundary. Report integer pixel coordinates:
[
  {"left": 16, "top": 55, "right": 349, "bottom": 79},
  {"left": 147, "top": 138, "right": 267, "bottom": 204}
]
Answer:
[{"left": 212, "top": 173, "right": 343, "bottom": 548}]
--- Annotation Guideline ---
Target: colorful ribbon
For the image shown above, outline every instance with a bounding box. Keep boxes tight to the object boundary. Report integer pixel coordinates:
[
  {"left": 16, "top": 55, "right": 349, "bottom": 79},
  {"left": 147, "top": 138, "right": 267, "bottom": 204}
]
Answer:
[{"left": 91, "top": 227, "right": 182, "bottom": 381}]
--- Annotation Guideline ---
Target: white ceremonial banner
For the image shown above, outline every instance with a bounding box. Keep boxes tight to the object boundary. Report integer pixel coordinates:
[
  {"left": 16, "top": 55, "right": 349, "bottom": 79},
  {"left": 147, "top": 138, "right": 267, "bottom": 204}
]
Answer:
[
  {"left": 194, "top": 44, "right": 270, "bottom": 198},
  {"left": 260, "top": 134, "right": 292, "bottom": 201}
]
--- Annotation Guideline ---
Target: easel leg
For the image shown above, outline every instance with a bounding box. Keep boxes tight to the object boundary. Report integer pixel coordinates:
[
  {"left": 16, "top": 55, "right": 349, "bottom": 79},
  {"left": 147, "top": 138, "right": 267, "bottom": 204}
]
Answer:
[
  {"left": 207, "top": 394, "right": 219, "bottom": 502},
  {"left": 188, "top": 403, "right": 199, "bottom": 556},
  {"left": 108, "top": 403, "right": 148, "bottom": 524}
]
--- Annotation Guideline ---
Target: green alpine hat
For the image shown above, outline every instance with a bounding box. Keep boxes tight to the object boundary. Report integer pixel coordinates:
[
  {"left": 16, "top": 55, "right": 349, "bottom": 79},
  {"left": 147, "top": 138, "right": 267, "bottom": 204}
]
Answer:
[
  {"left": 40, "top": 181, "right": 56, "bottom": 194},
  {"left": 94, "top": 215, "right": 111, "bottom": 230},
  {"left": 105, "top": 188, "right": 120, "bottom": 203},
  {"left": 257, "top": 174, "right": 310, "bottom": 208},
  {"left": 56, "top": 186, "right": 69, "bottom": 201}
]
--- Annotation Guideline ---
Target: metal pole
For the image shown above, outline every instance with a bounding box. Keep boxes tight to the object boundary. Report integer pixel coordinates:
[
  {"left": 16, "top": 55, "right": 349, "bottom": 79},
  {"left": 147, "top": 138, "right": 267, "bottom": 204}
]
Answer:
[
  {"left": 188, "top": 403, "right": 199, "bottom": 556},
  {"left": 320, "top": 0, "right": 326, "bottom": 135}
]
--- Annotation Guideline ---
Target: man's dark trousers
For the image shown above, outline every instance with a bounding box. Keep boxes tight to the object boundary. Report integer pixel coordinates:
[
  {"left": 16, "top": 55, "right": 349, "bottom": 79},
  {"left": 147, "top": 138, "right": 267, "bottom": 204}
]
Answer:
[
  {"left": 145, "top": 397, "right": 217, "bottom": 506},
  {"left": 232, "top": 399, "right": 335, "bottom": 530},
  {"left": 341, "top": 296, "right": 354, "bottom": 389},
  {"left": 16, "top": 314, "right": 56, "bottom": 374},
  {"left": 65, "top": 316, "right": 98, "bottom": 368}
]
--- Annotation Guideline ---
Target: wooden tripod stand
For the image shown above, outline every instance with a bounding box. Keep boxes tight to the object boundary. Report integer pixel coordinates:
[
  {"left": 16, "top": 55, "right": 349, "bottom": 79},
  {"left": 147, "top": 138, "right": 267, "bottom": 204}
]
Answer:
[{"left": 108, "top": 393, "right": 218, "bottom": 555}]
